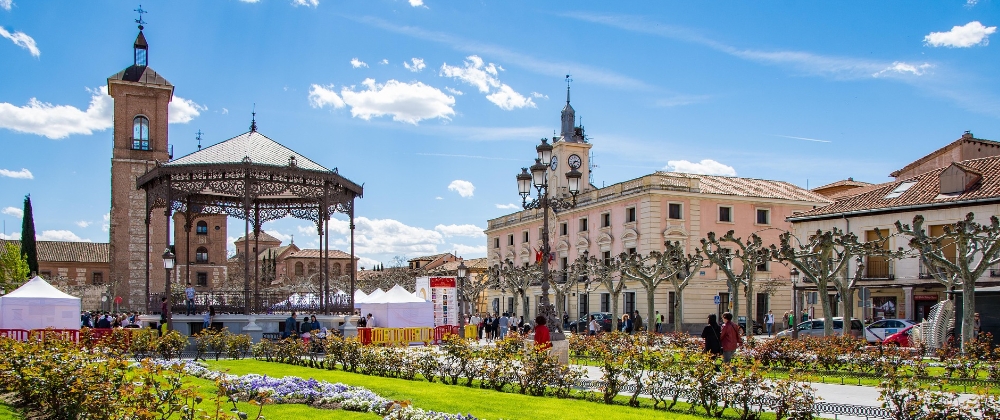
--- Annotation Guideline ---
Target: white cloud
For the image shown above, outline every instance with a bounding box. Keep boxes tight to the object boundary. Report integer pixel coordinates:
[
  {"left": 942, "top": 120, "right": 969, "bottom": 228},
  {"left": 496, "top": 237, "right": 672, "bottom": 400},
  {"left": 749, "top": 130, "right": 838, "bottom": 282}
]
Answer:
[
  {"left": 264, "top": 229, "right": 293, "bottom": 243},
  {"left": 664, "top": 159, "right": 737, "bottom": 176},
  {"left": 966, "top": 0, "right": 978, "bottom": 6},
  {"left": 531, "top": 92, "right": 548, "bottom": 99},
  {"left": 434, "top": 224, "right": 485, "bottom": 237},
  {"left": 221, "top": 107, "right": 229, "bottom": 114},
  {"left": 444, "top": 87, "right": 464, "bottom": 96},
  {"left": 447, "top": 179, "right": 475, "bottom": 197},
  {"left": 102, "top": 213, "right": 109, "bottom": 232},
  {"left": 435, "top": 196, "right": 443, "bottom": 200},
  {"left": 0, "top": 232, "right": 18, "bottom": 240},
  {"left": 338, "top": 78, "right": 455, "bottom": 124},
  {"left": 239, "top": 0, "right": 260, "bottom": 3},
  {"left": 328, "top": 217, "right": 444, "bottom": 255},
  {"left": 0, "top": 26, "right": 38, "bottom": 57},
  {"left": 380, "top": 59, "right": 389, "bottom": 65},
  {"left": 291, "top": 0, "right": 319, "bottom": 7},
  {"left": 0, "top": 168, "right": 31, "bottom": 179},
  {"left": 495, "top": 203, "right": 519, "bottom": 210},
  {"left": 453, "top": 244, "right": 486, "bottom": 257},
  {"left": 404, "top": 57, "right": 426, "bottom": 72},
  {"left": 308, "top": 84, "right": 347, "bottom": 109},
  {"left": 0, "top": 86, "right": 112, "bottom": 139},
  {"left": 357, "top": 256, "right": 381, "bottom": 271},
  {"left": 486, "top": 84, "right": 536, "bottom": 110},
  {"left": 75, "top": 221, "right": 91, "bottom": 228},
  {"left": 0, "top": 0, "right": 11, "bottom": 11},
  {"left": 924, "top": 21, "right": 996, "bottom": 48},
  {"left": 440, "top": 55, "right": 534, "bottom": 110},
  {"left": 873, "top": 61, "right": 933, "bottom": 78},
  {"left": 350, "top": 58, "right": 368, "bottom": 68},
  {"left": 2, "top": 207, "right": 22, "bottom": 218},
  {"left": 37, "top": 230, "right": 89, "bottom": 242},
  {"left": 168, "top": 97, "right": 206, "bottom": 124},
  {"left": 408, "top": 0, "right": 425, "bottom": 7},
  {"left": 0, "top": 86, "right": 202, "bottom": 139}
]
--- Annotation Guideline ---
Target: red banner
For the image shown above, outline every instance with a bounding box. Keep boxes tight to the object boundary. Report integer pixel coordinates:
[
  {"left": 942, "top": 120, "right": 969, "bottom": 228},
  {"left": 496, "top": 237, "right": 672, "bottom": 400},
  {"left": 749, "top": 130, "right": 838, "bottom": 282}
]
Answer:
[{"left": 429, "top": 277, "right": 456, "bottom": 288}]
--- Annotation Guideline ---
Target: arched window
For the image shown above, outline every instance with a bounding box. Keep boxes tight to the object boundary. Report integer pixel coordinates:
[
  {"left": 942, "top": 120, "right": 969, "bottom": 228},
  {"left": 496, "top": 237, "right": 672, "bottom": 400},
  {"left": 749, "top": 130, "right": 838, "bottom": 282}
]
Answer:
[
  {"left": 332, "top": 263, "right": 342, "bottom": 276},
  {"left": 196, "top": 221, "right": 208, "bottom": 235},
  {"left": 195, "top": 247, "right": 208, "bottom": 263},
  {"left": 308, "top": 262, "right": 317, "bottom": 275},
  {"left": 294, "top": 262, "right": 304, "bottom": 276},
  {"left": 132, "top": 116, "right": 150, "bottom": 150}
]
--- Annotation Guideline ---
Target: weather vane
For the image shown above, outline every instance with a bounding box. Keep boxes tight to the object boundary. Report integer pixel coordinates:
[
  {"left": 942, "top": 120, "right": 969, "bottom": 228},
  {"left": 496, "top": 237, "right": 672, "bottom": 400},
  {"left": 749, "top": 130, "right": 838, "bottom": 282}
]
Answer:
[
  {"left": 196, "top": 130, "right": 203, "bottom": 150},
  {"left": 250, "top": 104, "right": 257, "bottom": 132},
  {"left": 134, "top": 5, "right": 147, "bottom": 30}
]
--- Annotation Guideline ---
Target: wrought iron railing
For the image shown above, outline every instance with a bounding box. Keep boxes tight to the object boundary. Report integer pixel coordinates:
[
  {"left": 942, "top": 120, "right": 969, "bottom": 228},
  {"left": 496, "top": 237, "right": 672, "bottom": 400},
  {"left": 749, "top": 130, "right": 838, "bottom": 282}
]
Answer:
[
  {"left": 149, "top": 291, "right": 353, "bottom": 315},
  {"left": 864, "top": 258, "right": 892, "bottom": 280}
]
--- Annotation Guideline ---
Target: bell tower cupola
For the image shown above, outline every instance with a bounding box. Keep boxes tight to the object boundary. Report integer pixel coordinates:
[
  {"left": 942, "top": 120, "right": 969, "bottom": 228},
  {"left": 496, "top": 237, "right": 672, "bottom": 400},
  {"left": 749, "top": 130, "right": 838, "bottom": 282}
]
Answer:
[
  {"left": 134, "top": 31, "right": 148, "bottom": 66},
  {"left": 560, "top": 75, "right": 576, "bottom": 141}
]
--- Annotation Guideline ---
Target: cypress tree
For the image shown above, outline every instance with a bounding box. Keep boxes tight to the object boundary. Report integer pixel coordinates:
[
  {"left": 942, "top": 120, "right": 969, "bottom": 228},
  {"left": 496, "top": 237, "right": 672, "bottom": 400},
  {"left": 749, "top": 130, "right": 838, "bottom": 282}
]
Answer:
[{"left": 20, "top": 195, "right": 38, "bottom": 275}]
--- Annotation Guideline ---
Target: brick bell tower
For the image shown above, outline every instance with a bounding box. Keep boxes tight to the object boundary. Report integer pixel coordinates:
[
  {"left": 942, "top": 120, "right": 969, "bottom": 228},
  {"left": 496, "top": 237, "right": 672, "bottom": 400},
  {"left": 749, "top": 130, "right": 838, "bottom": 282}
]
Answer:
[{"left": 107, "top": 22, "right": 174, "bottom": 311}]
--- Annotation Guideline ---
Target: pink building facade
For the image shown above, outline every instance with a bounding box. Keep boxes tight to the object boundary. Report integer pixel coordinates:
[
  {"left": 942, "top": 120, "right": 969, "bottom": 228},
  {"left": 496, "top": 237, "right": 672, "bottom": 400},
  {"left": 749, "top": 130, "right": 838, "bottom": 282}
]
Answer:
[{"left": 485, "top": 171, "right": 829, "bottom": 332}]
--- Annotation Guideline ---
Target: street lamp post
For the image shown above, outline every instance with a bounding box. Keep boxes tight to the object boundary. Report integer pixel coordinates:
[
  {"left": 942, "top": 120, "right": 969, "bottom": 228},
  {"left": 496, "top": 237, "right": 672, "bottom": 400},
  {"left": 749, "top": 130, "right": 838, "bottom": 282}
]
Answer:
[
  {"left": 162, "top": 248, "right": 176, "bottom": 331},
  {"left": 457, "top": 260, "right": 468, "bottom": 336},
  {"left": 516, "top": 138, "right": 582, "bottom": 340},
  {"left": 790, "top": 267, "right": 800, "bottom": 339}
]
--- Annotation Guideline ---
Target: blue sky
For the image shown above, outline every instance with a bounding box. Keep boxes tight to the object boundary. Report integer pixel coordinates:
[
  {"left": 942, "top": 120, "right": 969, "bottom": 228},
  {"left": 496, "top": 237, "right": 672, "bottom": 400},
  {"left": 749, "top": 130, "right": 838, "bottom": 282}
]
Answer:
[{"left": 0, "top": 0, "right": 997, "bottom": 268}]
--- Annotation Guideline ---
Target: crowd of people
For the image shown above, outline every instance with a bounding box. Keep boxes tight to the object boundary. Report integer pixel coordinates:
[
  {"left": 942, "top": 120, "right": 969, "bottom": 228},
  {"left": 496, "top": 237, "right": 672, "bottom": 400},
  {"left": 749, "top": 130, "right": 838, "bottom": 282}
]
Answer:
[
  {"left": 80, "top": 311, "right": 143, "bottom": 329},
  {"left": 468, "top": 312, "right": 532, "bottom": 340}
]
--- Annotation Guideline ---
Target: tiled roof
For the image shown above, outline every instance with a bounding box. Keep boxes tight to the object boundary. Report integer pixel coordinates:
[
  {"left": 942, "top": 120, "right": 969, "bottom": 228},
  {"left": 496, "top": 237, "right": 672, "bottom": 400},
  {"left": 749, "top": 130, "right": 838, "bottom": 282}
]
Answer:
[
  {"left": 432, "top": 258, "right": 489, "bottom": 273},
  {"left": 813, "top": 178, "right": 873, "bottom": 191},
  {"left": 167, "top": 131, "right": 330, "bottom": 172},
  {"left": 408, "top": 252, "right": 451, "bottom": 262},
  {"left": 286, "top": 249, "right": 355, "bottom": 259},
  {"left": 679, "top": 173, "right": 831, "bottom": 203},
  {"left": 256, "top": 245, "right": 296, "bottom": 260},
  {"left": 0, "top": 240, "right": 109, "bottom": 263},
  {"left": 234, "top": 231, "right": 283, "bottom": 244},
  {"left": 889, "top": 135, "right": 1000, "bottom": 177},
  {"left": 789, "top": 155, "right": 1000, "bottom": 221},
  {"left": 108, "top": 65, "right": 172, "bottom": 87}
]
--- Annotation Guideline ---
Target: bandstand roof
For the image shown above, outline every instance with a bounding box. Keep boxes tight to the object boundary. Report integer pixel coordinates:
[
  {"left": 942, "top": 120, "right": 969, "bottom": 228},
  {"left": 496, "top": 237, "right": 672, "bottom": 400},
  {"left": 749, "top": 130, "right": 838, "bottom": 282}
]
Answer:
[{"left": 168, "top": 131, "right": 329, "bottom": 172}]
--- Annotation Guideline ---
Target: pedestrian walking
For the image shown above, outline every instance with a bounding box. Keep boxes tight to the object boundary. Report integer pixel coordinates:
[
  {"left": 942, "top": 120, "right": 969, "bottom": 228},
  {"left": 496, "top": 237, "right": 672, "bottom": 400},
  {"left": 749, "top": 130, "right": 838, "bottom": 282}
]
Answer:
[
  {"left": 185, "top": 283, "right": 196, "bottom": 315},
  {"left": 283, "top": 311, "right": 297, "bottom": 339},
  {"left": 499, "top": 312, "right": 510, "bottom": 339},
  {"left": 719, "top": 312, "right": 742, "bottom": 362},
  {"left": 620, "top": 313, "right": 632, "bottom": 334},
  {"left": 765, "top": 310, "right": 775, "bottom": 336},
  {"left": 632, "top": 310, "right": 643, "bottom": 333},
  {"left": 587, "top": 315, "right": 599, "bottom": 336},
  {"left": 655, "top": 311, "right": 664, "bottom": 333},
  {"left": 701, "top": 314, "right": 723, "bottom": 356}
]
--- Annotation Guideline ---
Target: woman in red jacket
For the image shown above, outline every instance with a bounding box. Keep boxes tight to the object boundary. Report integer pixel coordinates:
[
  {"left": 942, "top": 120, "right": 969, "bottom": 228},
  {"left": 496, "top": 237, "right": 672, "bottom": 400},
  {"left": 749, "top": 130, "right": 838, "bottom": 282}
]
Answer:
[
  {"left": 533, "top": 315, "right": 552, "bottom": 351},
  {"left": 719, "top": 312, "right": 742, "bottom": 363}
]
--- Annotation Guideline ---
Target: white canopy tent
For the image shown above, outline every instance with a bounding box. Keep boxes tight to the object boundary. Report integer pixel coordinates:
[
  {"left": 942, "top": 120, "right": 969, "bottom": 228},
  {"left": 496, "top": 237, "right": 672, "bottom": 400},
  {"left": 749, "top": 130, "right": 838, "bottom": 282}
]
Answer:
[
  {"left": 359, "top": 285, "right": 433, "bottom": 328},
  {"left": 353, "top": 290, "right": 369, "bottom": 308},
  {"left": 0, "top": 276, "right": 81, "bottom": 330}
]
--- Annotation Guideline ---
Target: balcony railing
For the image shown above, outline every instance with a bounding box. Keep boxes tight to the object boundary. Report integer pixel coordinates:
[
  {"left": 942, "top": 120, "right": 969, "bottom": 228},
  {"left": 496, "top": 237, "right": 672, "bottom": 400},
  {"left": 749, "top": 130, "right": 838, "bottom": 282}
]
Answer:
[
  {"left": 863, "top": 258, "right": 892, "bottom": 280},
  {"left": 149, "top": 291, "right": 354, "bottom": 315}
]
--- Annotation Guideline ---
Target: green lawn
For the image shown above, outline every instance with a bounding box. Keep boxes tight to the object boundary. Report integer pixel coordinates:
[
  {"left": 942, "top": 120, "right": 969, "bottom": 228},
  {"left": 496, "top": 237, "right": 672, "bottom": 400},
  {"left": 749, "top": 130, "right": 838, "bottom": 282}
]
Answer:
[{"left": 207, "top": 360, "right": 712, "bottom": 420}]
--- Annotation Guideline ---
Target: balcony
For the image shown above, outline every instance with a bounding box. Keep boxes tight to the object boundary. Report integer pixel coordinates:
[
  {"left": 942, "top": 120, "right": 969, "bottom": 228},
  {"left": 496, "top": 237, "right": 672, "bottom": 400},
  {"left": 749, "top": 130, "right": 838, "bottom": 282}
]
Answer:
[{"left": 863, "top": 258, "right": 893, "bottom": 280}]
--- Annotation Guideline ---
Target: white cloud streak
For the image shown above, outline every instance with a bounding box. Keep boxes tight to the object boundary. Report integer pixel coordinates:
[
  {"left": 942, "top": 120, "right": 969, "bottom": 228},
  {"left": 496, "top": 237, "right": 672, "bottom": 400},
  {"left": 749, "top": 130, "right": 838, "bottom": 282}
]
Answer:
[
  {"left": 169, "top": 97, "right": 207, "bottom": 123},
  {"left": 0, "top": 0, "right": 12, "bottom": 11},
  {"left": 37, "top": 230, "right": 89, "bottom": 242},
  {"left": 664, "top": 159, "right": 737, "bottom": 176},
  {"left": 2, "top": 207, "right": 22, "bottom": 218},
  {"left": 447, "top": 180, "right": 475, "bottom": 197},
  {"left": 440, "top": 55, "right": 535, "bottom": 110},
  {"left": 0, "top": 232, "right": 19, "bottom": 240},
  {"left": 75, "top": 221, "right": 91, "bottom": 228},
  {"left": 924, "top": 21, "right": 996, "bottom": 48},
  {"left": 404, "top": 57, "right": 426, "bottom": 72},
  {"left": 0, "top": 26, "right": 38, "bottom": 57},
  {"left": 408, "top": 0, "right": 425, "bottom": 7},
  {"left": 351, "top": 58, "right": 368, "bottom": 68},
  {"left": 434, "top": 224, "right": 485, "bottom": 237},
  {"left": 0, "top": 168, "right": 32, "bottom": 179},
  {"left": 310, "top": 79, "right": 455, "bottom": 124},
  {"left": 495, "top": 203, "right": 519, "bottom": 210},
  {"left": 774, "top": 134, "right": 832, "bottom": 143},
  {"left": 291, "top": 0, "right": 319, "bottom": 7}
]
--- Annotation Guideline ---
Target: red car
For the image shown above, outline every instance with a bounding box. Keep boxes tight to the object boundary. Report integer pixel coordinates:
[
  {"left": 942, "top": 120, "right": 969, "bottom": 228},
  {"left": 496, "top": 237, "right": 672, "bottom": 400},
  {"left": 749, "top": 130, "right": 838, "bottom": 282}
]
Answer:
[{"left": 882, "top": 324, "right": 916, "bottom": 347}]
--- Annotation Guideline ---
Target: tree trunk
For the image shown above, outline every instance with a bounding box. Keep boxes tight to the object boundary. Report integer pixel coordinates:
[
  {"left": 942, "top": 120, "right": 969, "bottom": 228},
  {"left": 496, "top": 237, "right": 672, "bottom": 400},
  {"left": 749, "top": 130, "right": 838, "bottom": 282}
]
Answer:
[
  {"left": 509, "top": 294, "right": 518, "bottom": 318},
  {"left": 728, "top": 280, "right": 740, "bottom": 323},
  {"left": 817, "top": 280, "right": 834, "bottom": 336},
  {"left": 961, "top": 279, "right": 976, "bottom": 352},
  {"left": 555, "top": 290, "right": 565, "bottom": 327},
  {"left": 646, "top": 288, "right": 657, "bottom": 334},
  {"left": 673, "top": 286, "right": 684, "bottom": 332},
  {"left": 841, "top": 288, "right": 855, "bottom": 337},
  {"left": 744, "top": 281, "right": 755, "bottom": 338},
  {"left": 611, "top": 291, "right": 620, "bottom": 332},
  {"left": 522, "top": 294, "right": 530, "bottom": 321}
]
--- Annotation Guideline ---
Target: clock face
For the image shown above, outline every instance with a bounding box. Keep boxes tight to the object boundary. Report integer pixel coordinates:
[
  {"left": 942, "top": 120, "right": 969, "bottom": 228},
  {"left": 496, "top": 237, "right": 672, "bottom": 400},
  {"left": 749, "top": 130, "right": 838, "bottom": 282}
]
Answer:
[
  {"left": 568, "top": 154, "right": 583, "bottom": 169},
  {"left": 550, "top": 155, "right": 558, "bottom": 170}
]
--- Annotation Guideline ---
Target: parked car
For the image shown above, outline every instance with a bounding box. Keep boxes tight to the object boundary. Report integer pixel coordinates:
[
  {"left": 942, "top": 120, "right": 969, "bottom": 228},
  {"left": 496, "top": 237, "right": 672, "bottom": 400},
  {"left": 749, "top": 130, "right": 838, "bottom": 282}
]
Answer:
[
  {"left": 864, "top": 319, "right": 916, "bottom": 343},
  {"left": 775, "top": 317, "right": 864, "bottom": 339},
  {"left": 882, "top": 324, "right": 917, "bottom": 347},
  {"left": 568, "top": 312, "right": 613, "bottom": 333},
  {"left": 738, "top": 316, "right": 764, "bottom": 335}
]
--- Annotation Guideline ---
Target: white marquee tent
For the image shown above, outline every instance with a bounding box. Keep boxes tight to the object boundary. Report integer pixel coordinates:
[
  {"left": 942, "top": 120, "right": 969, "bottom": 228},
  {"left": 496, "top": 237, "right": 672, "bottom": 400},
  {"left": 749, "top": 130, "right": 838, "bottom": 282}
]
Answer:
[
  {"left": 0, "top": 276, "right": 81, "bottom": 330},
  {"left": 353, "top": 290, "right": 368, "bottom": 308},
  {"left": 359, "top": 285, "right": 433, "bottom": 328}
]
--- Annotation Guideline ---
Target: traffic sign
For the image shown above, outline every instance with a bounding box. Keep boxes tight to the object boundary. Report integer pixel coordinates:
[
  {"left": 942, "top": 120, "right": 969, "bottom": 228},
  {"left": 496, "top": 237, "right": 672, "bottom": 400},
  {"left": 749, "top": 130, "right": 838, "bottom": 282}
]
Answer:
[{"left": 713, "top": 295, "right": 721, "bottom": 305}]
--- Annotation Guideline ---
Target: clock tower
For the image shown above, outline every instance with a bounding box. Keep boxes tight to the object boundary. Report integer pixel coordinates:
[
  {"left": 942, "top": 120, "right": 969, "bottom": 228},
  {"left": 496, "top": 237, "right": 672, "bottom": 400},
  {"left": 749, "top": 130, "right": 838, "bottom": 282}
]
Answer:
[
  {"left": 107, "top": 25, "right": 174, "bottom": 310},
  {"left": 550, "top": 78, "right": 593, "bottom": 197}
]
